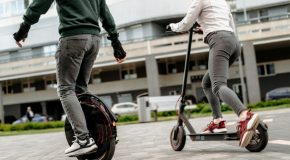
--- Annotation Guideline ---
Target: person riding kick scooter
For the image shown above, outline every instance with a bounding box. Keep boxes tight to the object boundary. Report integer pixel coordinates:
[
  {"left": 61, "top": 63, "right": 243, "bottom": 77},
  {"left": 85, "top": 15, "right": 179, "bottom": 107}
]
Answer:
[
  {"left": 13, "top": 0, "right": 126, "bottom": 157},
  {"left": 168, "top": 0, "right": 260, "bottom": 147}
]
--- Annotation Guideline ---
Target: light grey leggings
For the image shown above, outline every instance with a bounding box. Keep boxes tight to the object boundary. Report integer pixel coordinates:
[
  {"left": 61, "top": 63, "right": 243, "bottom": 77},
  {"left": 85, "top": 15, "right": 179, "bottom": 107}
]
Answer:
[{"left": 202, "top": 31, "right": 247, "bottom": 119}]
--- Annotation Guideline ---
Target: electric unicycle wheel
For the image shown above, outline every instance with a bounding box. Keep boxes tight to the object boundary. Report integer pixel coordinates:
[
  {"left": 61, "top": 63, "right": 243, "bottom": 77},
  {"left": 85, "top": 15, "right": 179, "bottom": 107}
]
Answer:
[{"left": 65, "top": 94, "right": 118, "bottom": 160}]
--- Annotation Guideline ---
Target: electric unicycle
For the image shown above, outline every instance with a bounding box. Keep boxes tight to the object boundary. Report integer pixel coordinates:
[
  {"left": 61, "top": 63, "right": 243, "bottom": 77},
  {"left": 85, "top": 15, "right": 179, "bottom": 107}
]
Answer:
[{"left": 64, "top": 93, "right": 118, "bottom": 160}]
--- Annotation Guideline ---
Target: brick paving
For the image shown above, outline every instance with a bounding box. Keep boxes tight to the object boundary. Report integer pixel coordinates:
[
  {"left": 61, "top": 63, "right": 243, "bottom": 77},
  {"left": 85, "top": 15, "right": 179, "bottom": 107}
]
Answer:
[{"left": 0, "top": 109, "right": 290, "bottom": 160}]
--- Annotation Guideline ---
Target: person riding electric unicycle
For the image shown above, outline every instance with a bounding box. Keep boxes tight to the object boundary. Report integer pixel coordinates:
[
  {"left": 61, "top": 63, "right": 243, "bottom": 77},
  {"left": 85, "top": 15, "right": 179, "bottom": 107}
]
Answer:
[
  {"left": 169, "top": 0, "right": 260, "bottom": 147},
  {"left": 13, "top": 0, "right": 126, "bottom": 157}
]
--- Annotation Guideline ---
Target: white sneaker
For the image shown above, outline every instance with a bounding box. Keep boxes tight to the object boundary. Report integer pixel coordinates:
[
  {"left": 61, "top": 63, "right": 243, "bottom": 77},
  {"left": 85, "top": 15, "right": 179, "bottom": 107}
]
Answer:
[{"left": 65, "top": 137, "right": 98, "bottom": 157}]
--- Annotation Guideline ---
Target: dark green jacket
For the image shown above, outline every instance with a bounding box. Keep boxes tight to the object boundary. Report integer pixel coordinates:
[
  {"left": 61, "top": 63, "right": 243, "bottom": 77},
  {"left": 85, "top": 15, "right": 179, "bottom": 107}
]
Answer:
[{"left": 24, "top": 0, "right": 118, "bottom": 39}]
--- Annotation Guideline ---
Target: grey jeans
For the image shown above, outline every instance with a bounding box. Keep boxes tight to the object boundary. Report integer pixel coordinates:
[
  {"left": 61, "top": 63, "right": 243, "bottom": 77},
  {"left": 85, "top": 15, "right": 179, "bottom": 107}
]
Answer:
[
  {"left": 202, "top": 31, "right": 246, "bottom": 119},
  {"left": 55, "top": 34, "right": 100, "bottom": 140}
]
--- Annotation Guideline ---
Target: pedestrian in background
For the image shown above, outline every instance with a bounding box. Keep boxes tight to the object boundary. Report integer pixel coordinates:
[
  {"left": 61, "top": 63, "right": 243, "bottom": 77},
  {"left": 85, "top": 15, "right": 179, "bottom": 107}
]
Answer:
[{"left": 26, "top": 106, "right": 34, "bottom": 122}]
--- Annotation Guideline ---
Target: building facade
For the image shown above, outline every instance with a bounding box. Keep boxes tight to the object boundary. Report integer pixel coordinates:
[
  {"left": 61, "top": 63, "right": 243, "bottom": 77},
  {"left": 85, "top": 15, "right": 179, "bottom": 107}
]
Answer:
[{"left": 0, "top": 0, "right": 290, "bottom": 123}]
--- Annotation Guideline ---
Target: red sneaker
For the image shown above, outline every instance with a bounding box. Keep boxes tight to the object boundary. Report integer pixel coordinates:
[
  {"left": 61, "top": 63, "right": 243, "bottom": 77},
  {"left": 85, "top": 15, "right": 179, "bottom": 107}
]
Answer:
[
  {"left": 203, "top": 120, "right": 227, "bottom": 133},
  {"left": 238, "top": 111, "right": 260, "bottom": 147}
]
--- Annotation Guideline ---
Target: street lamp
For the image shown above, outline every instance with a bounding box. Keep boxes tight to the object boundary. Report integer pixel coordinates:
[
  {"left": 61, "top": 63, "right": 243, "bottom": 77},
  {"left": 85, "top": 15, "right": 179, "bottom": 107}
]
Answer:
[{"left": 227, "top": 0, "right": 248, "bottom": 105}]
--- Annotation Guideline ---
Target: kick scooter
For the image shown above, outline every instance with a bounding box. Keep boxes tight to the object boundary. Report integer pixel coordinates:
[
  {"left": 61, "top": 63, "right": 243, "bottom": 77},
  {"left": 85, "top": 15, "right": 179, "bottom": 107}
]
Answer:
[
  {"left": 168, "top": 24, "right": 269, "bottom": 152},
  {"left": 64, "top": 93, "right": 118, "bottom": 160}
]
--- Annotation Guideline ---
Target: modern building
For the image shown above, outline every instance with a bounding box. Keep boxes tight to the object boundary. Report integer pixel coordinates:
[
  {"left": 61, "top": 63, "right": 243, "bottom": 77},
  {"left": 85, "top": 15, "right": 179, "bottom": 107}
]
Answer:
[{"left": 0, "top": 0, "right": 290, "bottom": 122}]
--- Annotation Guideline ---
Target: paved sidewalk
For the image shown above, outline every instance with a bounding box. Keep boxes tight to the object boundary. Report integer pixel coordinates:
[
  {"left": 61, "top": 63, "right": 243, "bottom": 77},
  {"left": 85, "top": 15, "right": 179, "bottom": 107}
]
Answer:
[{"left": 1, "top": 109, "right": 290, "bottom": 160}]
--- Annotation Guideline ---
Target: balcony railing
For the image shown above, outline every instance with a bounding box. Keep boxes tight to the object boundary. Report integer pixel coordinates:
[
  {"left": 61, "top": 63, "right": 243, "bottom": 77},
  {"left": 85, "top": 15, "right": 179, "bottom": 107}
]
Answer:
[{"left": 1, "top": 18, "right": 290, "bottom": 79}]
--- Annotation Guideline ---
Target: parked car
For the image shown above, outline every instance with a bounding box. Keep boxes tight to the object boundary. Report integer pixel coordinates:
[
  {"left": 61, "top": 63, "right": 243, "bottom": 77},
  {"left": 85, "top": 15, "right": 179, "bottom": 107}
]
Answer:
[
  {"left": 111, "top": 99, "right": 197, "bottom": 118},
  {"left": 265, "top": 87, "right": 290, "bottom": 101},
  {"left": 12, "top": 114, "right": 52, "bottom": 125},
  {"left": 111, "top": 102, "right": 139, "bottom": 117}
]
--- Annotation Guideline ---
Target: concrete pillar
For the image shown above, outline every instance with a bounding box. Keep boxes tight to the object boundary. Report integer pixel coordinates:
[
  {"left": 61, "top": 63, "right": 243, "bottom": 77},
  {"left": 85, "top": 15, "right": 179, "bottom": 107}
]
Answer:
[
  {"left": 145, "top": 55, "right": 161, "bottom": 97},
  {"left": 243, "top": 41, "right": 261, "bottom": 104},
  {"left": 41, "top": 102, "right": 47, "bottom": 115},
  {"left": 0, "top": 82, "right": 4, "bottom": 123}
]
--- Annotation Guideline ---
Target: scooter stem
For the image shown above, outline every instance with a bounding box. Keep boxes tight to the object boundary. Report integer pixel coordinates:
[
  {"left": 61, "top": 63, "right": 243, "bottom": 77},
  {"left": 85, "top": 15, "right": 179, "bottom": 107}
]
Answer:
[{"left": 180, "top": 26, "right": 194, "bottom": 106}]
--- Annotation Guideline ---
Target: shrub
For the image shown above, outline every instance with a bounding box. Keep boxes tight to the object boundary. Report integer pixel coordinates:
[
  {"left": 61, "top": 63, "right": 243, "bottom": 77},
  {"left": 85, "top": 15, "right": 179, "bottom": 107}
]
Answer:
[
  {"left": 118, "top": 115, "right": 138, "bottom": 122},
  {"left": 221, "top": 104, "right": 232, "bottom": 112},
  {"left": 157, "top": 111, "right": 177, "bottom": 117},
  {"left": 248, "top": 98, "right": 290, "bottom": 109},
  {"left": 0, "top": 121, "right": 64, "bottom": 132},
  {"left": 191, "top": 103, "right": 208, "bottom": 113}
]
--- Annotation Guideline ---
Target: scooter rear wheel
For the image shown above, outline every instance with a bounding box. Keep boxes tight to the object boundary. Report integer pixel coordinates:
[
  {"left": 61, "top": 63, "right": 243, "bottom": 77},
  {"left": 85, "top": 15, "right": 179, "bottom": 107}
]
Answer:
[
  {"left": 170, "top": 126, "right": 186, "bottom": 151},
  {"left": 245, "top": 122, "right": 268, "bottom": 152}
]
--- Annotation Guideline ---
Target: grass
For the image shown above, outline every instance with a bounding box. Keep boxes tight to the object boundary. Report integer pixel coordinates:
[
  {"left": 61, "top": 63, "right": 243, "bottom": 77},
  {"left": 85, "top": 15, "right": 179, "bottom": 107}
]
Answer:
[
  {"left": 1, "top": 104, "right": 289, "bottom": 136},
  {"left": 0, "top": 128, "right": 63, "bottom": 136}
]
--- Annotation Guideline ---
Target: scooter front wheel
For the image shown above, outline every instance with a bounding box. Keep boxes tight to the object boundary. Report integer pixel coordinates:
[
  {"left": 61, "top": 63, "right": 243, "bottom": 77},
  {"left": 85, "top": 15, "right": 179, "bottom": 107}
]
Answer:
[
  {"left": 245, "top": 122, "right": 268, "bottom": 152},
  {"left": 170, "top": 125, "right": 186, "bottom": 151}
]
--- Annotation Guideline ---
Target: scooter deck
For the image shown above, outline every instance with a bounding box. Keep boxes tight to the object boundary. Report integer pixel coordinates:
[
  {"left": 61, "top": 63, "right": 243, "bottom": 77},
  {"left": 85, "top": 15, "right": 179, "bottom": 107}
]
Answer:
[{"left": 188, "top": 132, "right": 239, "bottom": 141}]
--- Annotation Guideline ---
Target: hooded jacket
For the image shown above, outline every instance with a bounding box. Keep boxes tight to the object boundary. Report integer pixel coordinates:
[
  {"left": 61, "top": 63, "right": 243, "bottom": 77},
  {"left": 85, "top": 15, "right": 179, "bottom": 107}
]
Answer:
[{"left": 23, "top": 0, "right": 118, "bottom": 39}]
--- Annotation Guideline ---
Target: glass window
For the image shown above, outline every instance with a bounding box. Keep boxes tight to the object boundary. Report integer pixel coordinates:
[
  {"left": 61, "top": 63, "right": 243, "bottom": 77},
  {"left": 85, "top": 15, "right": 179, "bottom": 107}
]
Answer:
[
  {"left": 268, "top": 6, "right": 288, "bottom": 20},
  {"left": 43, "top": 45, "right": 57, "bottom": 56},
  {"left": 257, "top": 63, "right": 275, "bottom": 76},
  {"left": 248, "top": 10, "right": 259, "bottom": 24},
  {"left": 236, "top": 13, "right": 247, "bottom": 25},
  {"left": 266, "top": 64, "right": 275, "bottom": 75},
  {"left": 0, "top": 4, "right": 4, "bottom": 16},
  {"left": 257, "top": 65, "right": 265, "bottom": 76},
  {"left": 0, "top": 0, "right": 25, "bottom": 18},
  {"left": 122, "top": 68, "right": 137, "bottom": 80},
  {"left": 168, "top": 63, "right": 177, "bottom": 74},
  {"left": 260, "top": 9, "right": 269, "bottom": 22}
]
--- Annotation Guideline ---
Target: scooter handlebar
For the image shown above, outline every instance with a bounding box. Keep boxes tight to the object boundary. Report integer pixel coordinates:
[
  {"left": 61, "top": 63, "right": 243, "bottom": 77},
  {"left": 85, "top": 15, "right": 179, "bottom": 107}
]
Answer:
[{"left": 165, "top": 23, "right": 201, "bottom": 34}]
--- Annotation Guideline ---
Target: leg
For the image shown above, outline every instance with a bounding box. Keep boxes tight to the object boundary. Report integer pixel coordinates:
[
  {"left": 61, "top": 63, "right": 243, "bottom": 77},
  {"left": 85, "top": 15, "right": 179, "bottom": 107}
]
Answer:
[
  {"left": 202, "top": 71, "right": 227, "bottom": 133},
  {"left": 55, "top": 35, "right": 90, "bottom": 140},
  {"left": 75, "top": 36, "right": 100, "bottom": 95},
  {"left": 208, "top": 32, "right": 260, "bottom": 146},
  {"left": 202, "top": 71, "right": 222, "bottom": 119},
  {"left": 208, "top": 40, "right": 246, "bottom": 116}
]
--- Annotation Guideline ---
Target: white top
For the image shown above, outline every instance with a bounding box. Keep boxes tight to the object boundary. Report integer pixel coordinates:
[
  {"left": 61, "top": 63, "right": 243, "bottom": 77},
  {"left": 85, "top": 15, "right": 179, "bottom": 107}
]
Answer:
[{"left": 169, "top": 0, "right": 236, "bottom": 40}]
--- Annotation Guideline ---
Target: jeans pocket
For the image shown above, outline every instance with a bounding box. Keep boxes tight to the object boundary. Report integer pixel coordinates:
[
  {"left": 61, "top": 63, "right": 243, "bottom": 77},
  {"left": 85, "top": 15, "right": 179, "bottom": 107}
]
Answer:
[
  {"left": 65, "top": 38, "right": 88, "bottom": 58},
  {"left": 217, "top": 35, "right": 236, "bottom": 54}
]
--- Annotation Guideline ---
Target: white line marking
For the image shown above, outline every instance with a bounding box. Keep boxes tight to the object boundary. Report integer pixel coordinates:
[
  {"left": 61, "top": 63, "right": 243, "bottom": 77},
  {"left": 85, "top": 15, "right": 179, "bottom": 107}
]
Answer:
[
  {"left": 263, "top": 118, "right": 273, "bottom": 123},
  {"left": 226, "top": 118, "right": 273, "bottom": 126},
  {"left": 226, "top": 122, "right": 236, "bottom": 126},
  {"left": 269, "top": 140, "right": 290, "bottom": 146}
]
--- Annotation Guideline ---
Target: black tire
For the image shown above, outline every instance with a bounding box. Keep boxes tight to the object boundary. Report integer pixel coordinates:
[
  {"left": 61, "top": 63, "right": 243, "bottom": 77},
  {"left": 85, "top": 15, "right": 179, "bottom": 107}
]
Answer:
[
  {"left": 170, "top": 126, "right": 186, "bottom": 151},
  {"left": 245, "top": 123, "right": 268, "bottom": 152},
  {"left": 65, "top": 118, "right": 117, "bottom": 160},
  {"left": 76, "top": 138, "right": 116, "bottom": 160}
]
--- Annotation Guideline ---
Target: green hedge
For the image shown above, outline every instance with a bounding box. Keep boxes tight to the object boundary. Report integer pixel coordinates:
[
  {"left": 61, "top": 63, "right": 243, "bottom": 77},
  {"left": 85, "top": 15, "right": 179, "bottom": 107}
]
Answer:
[
  {"left": 118, "top": 115, "right": 138, "bottom": 122},
  {"left": 0, "top": 121, "right": 64, "bottom": 132},
  {"left": 190, "top": 98, "right": 290, "bottom": 114},
  {"left": 1, "top": 99, "right": 289, "bottom": 131},
  {"left": 156, "top": 111, "right": 177, "bottom": 117},
  {"left": 248, "top": 98, "right": 290, "bottom": 109}
]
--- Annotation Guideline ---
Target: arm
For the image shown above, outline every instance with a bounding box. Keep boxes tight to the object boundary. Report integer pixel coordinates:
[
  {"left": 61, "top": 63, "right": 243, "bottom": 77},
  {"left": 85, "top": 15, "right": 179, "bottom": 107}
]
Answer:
[
  {"left": 23, "top": 0, "right": 55, "bottom": 25},
  {"left": 14, "top": 0, "right": 54, "bottom": 47},
  {"left": 99, "top": 0, "right": 118, "bottom": 42},
  {"left": 170, "top": 0, "right": 203, "bottom": 32},
  {"left": 99, "top": 0, "right": 126, "bottom": 63}
]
